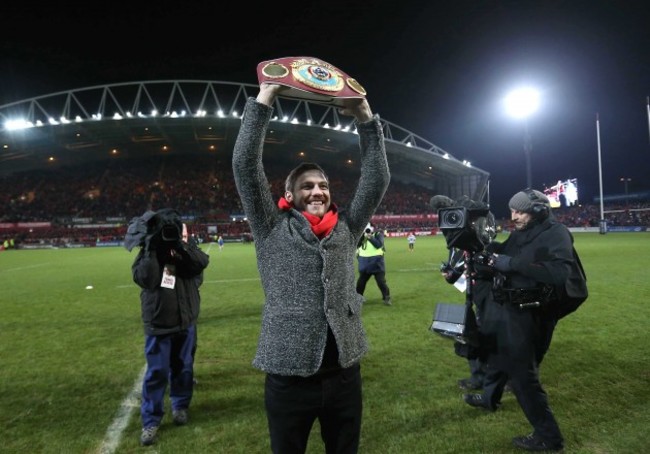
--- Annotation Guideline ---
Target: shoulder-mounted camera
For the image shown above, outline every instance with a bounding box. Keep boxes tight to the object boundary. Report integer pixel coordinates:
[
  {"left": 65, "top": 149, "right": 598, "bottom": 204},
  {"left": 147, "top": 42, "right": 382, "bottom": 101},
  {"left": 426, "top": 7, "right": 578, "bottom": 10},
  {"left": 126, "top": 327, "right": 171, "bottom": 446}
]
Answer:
[
  {"left": 438, "top": 206, "right": 496, "bottom": 253},
  {"left": 150, "top": 209, "right": 182, "bottom": 242}
]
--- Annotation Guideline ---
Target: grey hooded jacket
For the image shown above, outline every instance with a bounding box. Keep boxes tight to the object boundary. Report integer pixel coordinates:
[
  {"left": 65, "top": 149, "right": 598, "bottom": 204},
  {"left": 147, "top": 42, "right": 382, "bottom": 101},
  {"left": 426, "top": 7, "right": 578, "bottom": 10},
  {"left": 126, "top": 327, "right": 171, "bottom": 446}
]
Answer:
[{"left": 232, "top": 98, "right": 390, "bottom": 376}]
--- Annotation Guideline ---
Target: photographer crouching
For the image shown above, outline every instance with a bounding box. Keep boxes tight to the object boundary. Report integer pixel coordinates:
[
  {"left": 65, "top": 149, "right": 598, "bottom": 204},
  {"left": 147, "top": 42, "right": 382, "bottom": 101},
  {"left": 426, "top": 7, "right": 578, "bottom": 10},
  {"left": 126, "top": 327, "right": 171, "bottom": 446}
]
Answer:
[
  {"left": 124, "top": 208, "right": 210, "bottom": 446},
  {"left": 462, "top": 189, "right": 578, "bottom": 452}
]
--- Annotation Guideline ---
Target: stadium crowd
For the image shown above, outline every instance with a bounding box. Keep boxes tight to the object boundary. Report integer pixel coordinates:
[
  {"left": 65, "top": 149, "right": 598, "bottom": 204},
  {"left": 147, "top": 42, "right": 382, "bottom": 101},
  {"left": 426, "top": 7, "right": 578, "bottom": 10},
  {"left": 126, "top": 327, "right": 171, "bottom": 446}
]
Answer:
[{"left": 1, "top": 154, "right": 649, "bottom": 247}]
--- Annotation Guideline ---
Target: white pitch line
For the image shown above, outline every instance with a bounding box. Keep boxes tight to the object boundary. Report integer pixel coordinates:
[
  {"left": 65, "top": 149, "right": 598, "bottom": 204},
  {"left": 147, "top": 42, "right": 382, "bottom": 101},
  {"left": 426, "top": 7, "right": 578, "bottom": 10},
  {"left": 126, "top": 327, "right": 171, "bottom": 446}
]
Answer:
[
  {"left": 97, "top": 364, "right": 146, "bottom": 454},
  {"left": 2, "top": 263, "right": 51, "bottom": 272}
]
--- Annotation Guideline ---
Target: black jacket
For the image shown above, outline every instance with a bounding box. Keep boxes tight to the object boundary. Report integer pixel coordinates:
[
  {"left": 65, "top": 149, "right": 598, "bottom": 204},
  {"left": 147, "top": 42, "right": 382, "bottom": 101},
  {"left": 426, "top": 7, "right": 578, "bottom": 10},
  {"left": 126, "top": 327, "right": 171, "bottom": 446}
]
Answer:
[
  {"left": 132, "top": 241, "right": 209, "bottom": 336},
  {"left": 480, "top": 217, "right": 574, "bottom": 364},
  {"left": 497, "top": 218, "right": 574, "bottom": 291}
]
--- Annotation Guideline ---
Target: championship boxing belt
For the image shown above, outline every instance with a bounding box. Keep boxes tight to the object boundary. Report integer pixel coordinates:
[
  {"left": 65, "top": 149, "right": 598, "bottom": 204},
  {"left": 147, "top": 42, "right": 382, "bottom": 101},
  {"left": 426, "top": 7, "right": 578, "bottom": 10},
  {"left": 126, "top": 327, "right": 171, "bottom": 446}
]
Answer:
[{"left": 257, "top": 56, "right": 367, "bottom": 107}]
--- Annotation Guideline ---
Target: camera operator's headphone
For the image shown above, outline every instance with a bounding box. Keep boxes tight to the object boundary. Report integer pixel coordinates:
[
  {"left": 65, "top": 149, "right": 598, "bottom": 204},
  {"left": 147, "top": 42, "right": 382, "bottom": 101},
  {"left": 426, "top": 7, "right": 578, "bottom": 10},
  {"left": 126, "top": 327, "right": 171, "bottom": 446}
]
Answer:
[{"left": 523, "top": 188, "right": 550, "bottom": 215}]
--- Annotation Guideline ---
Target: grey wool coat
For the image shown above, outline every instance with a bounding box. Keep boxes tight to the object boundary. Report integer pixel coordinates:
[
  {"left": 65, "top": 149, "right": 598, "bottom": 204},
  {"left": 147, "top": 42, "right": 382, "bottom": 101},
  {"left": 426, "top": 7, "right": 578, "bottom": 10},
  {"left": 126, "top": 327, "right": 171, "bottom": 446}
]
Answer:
[{"left": 232, "top": 98, "right": 390, "bottom": 376}]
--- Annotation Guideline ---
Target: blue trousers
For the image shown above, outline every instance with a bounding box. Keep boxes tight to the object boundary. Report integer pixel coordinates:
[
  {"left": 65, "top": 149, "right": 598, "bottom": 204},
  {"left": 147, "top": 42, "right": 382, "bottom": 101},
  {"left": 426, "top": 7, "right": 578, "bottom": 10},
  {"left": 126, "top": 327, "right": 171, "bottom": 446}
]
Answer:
[
  {"left": 264, "top": 364, "right": 362, "bottom": 454},
  {"left": 141, "top": 325, "right": 196, "bottom": 428}
]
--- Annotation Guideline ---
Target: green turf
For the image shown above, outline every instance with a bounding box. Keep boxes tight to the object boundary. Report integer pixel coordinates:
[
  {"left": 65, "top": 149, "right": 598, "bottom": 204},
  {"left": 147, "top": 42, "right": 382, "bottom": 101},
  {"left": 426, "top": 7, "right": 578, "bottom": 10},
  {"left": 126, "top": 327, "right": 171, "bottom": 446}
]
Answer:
[{"left": 0, "top": 233, "right": 648, "bottom": 453}]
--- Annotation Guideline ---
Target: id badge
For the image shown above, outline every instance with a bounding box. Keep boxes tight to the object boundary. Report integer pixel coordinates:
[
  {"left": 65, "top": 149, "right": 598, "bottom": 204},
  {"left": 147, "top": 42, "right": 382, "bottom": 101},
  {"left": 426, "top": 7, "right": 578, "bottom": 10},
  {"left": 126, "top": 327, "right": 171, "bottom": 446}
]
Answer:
[{"left": 161, "top": 264, "right": 176, "bottom": 289}]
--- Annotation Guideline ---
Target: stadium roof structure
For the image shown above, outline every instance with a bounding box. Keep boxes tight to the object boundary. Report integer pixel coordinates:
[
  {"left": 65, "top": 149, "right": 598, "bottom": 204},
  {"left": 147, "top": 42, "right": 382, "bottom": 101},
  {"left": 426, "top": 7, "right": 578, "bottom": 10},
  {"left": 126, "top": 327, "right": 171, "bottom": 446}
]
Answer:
[{"left": 0, "top": 80, "right": 489, "bottom": 201}]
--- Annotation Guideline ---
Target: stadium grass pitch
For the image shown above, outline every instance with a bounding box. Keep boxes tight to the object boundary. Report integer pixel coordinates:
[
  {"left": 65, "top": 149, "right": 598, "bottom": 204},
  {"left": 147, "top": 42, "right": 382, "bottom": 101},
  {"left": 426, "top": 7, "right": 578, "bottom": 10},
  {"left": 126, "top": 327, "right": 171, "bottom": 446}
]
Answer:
[{"left": 0, "top": 233, "right": 648, "bottom": 453}]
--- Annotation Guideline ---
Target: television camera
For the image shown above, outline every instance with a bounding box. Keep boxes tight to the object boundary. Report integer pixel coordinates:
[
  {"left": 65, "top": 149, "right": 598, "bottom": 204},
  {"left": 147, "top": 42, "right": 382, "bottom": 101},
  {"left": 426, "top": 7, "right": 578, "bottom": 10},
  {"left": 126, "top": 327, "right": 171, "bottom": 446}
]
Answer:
[
  {"left": 124, "top": 208, "right": 184, "bottom": 253},
  {"left": 435, "top": 195, "right": 496, "bottom": 253},
  {"left": 430, "top": 195, "right": 497, "bottom": 352}
]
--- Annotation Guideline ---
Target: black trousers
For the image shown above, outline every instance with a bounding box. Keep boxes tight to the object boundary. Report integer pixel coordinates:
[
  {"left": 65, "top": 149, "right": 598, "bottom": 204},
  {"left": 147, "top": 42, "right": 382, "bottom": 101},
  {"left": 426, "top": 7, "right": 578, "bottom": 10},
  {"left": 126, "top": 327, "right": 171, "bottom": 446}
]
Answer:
[
  {"left": 466, "top": 357, "right": 487, "bottom": 386},
  {"left": 264, "top": 364, "right": 362, "bottom": 454},
  {"left": 356, "top": 271, "right": 390, "bottom": 299},
  {"left": 483, "top": 360, "right": 563, "bottom": 445},
  {"left": 482, "top": 314, "right": 563, "bottom": 445}
]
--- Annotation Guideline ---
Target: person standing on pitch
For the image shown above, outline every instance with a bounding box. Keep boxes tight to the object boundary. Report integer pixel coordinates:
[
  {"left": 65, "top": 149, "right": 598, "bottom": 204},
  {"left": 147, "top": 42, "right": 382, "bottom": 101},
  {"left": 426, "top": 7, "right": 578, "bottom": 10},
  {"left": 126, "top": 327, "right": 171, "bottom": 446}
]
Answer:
[
  {"left": 407, "top": 232, "right": 416, "bottom": 251},
  {"left": 356, "top": 222, "right": 392, "bottom": 305},
  {"left": 126, "top": 210, "right": 209, "bottom": 446},
  {"left": 463, "top": 189, "right": 580, "bottom": 452},
  {"left": 232, "top": 82, "right": 390, "bottom": 454}
]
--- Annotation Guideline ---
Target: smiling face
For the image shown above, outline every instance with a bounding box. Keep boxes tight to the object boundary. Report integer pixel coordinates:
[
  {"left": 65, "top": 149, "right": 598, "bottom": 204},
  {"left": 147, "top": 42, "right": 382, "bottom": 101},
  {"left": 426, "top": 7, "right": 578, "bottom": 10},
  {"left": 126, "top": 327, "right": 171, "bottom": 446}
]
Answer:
[{"left": 285, "top": 169, "right": 331, "bottom": 218}]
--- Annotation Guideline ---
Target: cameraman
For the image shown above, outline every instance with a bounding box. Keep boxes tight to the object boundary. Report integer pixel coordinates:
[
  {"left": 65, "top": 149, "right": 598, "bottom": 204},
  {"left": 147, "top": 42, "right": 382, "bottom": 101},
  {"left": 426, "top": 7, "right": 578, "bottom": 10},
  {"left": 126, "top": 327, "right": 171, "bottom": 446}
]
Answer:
[
  {"left": 437, "top": 195, "right": 496, "bottom": 391},
  {"left": 440, "top": 247, "right": 490, "bottom": 391},
  {"left": 127, "top": 209, "right": 210, "bottom": 446},
  {"left": 463, "top": 189, "right": 574, "bottom": 453},
  {"left": 356, "top": 222, "right": 391, "bottom": 306}
]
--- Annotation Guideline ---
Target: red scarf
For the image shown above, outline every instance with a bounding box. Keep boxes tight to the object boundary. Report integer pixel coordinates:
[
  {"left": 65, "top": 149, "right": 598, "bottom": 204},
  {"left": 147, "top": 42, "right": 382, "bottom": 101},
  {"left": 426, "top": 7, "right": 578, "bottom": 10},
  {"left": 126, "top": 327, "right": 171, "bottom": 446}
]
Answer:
[{"left": 278, "top": 197, "right": 339, "bottom": 239}]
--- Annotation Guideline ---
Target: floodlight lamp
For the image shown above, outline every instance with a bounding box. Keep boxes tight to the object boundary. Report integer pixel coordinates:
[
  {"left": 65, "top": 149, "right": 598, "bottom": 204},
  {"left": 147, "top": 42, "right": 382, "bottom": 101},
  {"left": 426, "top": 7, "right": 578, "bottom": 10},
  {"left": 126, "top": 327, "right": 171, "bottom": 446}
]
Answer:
[
  {"left": 5, "top": 119, "right": 33, "bottom": 130},
  {"left": 504, "top": 87, "right": 540, "bottom": 119}
]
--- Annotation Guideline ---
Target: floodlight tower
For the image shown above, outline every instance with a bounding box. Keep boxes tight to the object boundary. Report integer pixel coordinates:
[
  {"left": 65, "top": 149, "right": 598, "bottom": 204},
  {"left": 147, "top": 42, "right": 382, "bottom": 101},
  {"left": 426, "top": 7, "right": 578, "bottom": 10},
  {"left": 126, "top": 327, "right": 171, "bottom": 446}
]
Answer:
[{"left": 504, "top": 87, "right": 540, "bottom": 189}]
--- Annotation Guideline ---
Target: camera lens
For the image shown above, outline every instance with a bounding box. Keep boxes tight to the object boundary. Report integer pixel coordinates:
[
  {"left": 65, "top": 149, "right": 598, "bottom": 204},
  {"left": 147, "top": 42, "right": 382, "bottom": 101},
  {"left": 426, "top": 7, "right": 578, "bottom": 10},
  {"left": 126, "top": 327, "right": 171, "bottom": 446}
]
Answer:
[
  {"left": 440, "top": 208, "right": 466, "bottom": 229},
  {"left": 161, "top": 224, "right": 180, "bottom": 241}
]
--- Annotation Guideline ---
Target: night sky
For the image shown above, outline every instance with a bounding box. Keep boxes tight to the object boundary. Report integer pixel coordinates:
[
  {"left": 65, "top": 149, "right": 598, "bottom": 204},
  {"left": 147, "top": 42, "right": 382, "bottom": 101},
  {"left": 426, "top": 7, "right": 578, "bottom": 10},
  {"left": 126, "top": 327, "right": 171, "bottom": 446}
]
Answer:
[{"left": 2, "top": 0, "right": 649, "bottom": 218}]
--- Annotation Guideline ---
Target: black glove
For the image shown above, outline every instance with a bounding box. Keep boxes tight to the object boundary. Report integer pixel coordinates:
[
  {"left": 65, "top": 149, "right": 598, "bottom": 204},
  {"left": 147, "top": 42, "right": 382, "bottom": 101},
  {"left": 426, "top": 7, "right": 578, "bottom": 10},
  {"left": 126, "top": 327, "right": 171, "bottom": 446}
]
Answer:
[
  {"left": 491, "top": 254, "right": 512, "bottom": 272},
  {"left": 440, "top": 261, "right": 463, "bottom": 284}
]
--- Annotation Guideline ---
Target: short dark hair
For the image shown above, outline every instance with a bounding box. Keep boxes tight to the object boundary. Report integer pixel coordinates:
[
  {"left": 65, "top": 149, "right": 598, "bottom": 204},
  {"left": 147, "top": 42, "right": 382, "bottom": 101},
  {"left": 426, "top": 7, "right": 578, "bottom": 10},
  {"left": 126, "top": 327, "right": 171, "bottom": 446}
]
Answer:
[{"left": 284, "top": 162, "right": 329, "bottom": 193}]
